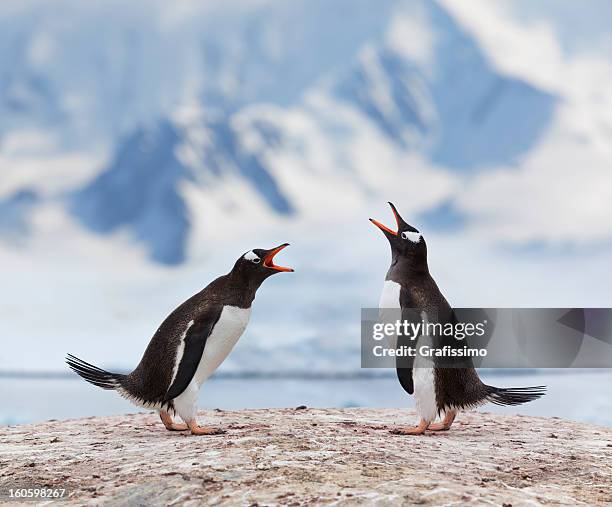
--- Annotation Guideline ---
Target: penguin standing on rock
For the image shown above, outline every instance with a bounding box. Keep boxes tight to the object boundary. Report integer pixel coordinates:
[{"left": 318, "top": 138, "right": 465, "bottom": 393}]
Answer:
[
  {"left": 67, "top": 244, "right": 293, "bottom": 435},
  {"left": 370, "top": 203, "right": 545, "bottom": 435}
]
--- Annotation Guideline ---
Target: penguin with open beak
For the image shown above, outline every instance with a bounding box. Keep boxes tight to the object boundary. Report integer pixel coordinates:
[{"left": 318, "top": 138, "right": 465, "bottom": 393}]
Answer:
[
  {"left": 371, "top": 203, "right": 545, "bottom": 434},
  {"left": 67, "top": 244, "right": 293, "bottom": 435}
]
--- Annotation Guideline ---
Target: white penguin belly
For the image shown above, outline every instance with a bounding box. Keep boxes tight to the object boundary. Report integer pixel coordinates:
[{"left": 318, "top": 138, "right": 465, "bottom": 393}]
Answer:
[
  {"left": 379, "top": 281, "right": 437, "bottom": 423},
  {"left": 193, "top": 305, "right": 251, "bottom": 386},
  {"left": 413, "top": 310, "right": 437, "bottom": 423},
  {"left": 413, "top": 348, "right": 437, "bottom": 423},
  {"left": 378, "top": 280, "right": 402, "bottom": 353},
  {"left": 379, "top": 280, "right": 401, "bottom": 309}
]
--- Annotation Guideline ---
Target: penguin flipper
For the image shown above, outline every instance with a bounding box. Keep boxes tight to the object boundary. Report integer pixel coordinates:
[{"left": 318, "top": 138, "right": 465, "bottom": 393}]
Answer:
[
  {"left": 163, "top": 307, "right": 222, "bottom": 402},
  {"left": 396, "top": 304, "right": 416, "bottom": 395},
  {"left": 396, "top": 366, "right": 414, "bottom": 395}
]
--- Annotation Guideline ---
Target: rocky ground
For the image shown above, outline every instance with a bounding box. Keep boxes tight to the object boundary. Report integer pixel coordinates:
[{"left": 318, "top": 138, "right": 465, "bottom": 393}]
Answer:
[{"left": 1, "top": 408, "right": 611, "bottom": 506}]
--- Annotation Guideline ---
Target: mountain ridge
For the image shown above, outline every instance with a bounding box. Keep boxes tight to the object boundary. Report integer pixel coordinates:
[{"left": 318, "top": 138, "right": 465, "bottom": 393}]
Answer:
[{"left": 0, "top": 0, "right": 556, "bottom": 263}]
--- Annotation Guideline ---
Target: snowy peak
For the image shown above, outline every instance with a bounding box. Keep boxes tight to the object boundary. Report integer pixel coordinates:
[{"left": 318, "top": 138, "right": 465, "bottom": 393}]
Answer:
[
  {"left": 70, "top": 113, "right": 294, "bottom": 264},
  {"left": 1, "top": 0, "right": 561, "bottom": 264},
  {"left": 334, "top": 1, "right": 557, "bottom": 169},
  {"left": 70, "top": 120, "right": 189, "bottom": 264}
]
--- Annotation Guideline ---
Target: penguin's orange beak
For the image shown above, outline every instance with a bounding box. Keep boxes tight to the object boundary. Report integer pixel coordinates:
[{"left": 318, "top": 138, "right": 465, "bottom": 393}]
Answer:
[
  {"left": 263, "top": 243, "right": 294, "bottom": 272},
  {"left": 369, "top": 203, "right": 401, "bottom": 236}
]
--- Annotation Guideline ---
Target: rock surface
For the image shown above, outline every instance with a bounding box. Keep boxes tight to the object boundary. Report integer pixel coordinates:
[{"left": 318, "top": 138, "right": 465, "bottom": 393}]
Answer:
[{"left": 1, "top": 409, "right": 611, "bottom": 506}]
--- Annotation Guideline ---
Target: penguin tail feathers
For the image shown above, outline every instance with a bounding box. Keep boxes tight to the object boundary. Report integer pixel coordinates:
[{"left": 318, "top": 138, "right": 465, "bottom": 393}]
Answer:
[
  {"left": 484, "top": 384, "right": 546, "bottom": 406},
  {"left": 66, "top": 354, "right": 126, "bottom": 391}
]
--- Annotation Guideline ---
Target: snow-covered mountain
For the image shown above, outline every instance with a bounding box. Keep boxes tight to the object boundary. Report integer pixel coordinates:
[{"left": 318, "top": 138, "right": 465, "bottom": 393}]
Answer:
[
  {"left": 1, "top": 0, "right": 612, "bottom": 374},
  {"left": 0, "top": 0, "right": 558, "bottom": 264}
]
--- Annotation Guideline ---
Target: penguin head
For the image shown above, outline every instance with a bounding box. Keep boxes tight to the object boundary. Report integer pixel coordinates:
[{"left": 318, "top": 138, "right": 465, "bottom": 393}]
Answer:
[
  {"left": 370, "top": 202, "right": 427, "bottom": 265},
  {"left": 232, "top": 243, "right": 294, "bottom": 283}
]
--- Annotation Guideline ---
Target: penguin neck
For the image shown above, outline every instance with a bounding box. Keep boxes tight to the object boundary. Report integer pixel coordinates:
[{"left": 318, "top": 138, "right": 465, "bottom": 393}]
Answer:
[
  {"left": 207, "top": 271, "right": 264, "bottom": 308},
  {"left": 388, "top": 252, "right": 429, "bottom": 282}
]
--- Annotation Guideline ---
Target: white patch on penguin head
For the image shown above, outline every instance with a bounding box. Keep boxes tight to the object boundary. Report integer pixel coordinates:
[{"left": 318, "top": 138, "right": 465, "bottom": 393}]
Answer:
[
  {"left": 243, "top": 250, "right": 260, "bottom": 263},
  {"left": 401, "top": 230, "right": 422, "bottom": 243}
]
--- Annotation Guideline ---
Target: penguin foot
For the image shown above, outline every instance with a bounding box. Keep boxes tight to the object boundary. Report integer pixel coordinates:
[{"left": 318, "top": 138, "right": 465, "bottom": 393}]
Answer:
[
  {"left": 428, "top": 411, "right": 456, "bottom": 432},
  {"left": 159, "top": 411, "right": 189, "bottom": 431},
  {"left": 390, "top": 419, "right": 430, "bottom": 435},
  {"left": 165, "top": 423, "right": 189, "bottom": 431},
  {"left": 187, "top": 421, "right": 226, "bottom": 436},
  {"left": 427, "top": 422, "right": 450, "bottom": 431}
]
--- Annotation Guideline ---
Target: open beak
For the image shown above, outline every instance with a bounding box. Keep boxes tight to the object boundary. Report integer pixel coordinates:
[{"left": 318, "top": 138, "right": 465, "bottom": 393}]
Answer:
[
  {"left": 369, "top": 202, "right": 400, "bottom": 236},
  {"left": 263, "top": 243, "right": 294, "bottom": 272}
]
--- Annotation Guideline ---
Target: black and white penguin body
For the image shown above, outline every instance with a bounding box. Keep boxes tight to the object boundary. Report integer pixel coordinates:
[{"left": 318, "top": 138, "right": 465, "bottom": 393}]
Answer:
[
  {"left": 67, "top": 244, "right": 293, "bottom": 435},
  {"left": 371, "top": 203, "right": 545, "bottom": 435}
]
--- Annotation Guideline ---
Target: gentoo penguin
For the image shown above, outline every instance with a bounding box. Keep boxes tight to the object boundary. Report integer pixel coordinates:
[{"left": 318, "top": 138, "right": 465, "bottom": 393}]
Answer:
[
  {"left": 370, "top": 203, "right": 545, "bottom": 435},
  {"left": 67, "top": 244, "right": 293, "bottom": 435}
]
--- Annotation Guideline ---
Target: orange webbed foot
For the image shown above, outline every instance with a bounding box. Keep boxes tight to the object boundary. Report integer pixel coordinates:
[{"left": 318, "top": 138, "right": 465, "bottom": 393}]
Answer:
[
  {"left": 159, "top": 410, "right": 189, "bottom": 431},
  {"left": 187, "top": 420, "right": 226, "bottom": 436},
  {"left": 429, "top": 410, "right": 457, "bottom": 432},
  {"left": 390, "top": 419, "right": 430, "bottom": 435},
  {"left": 159, "top": 411, "right": 189, "bottom": 431}
]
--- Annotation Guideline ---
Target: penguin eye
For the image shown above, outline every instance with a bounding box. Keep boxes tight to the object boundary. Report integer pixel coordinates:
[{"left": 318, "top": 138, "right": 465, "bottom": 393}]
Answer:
[
  {"left": 401, "top": 231, "right": 421, "bottom": 242},
  {"left": 251, "top": 257, "right": 261, "bottom": 264}
]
